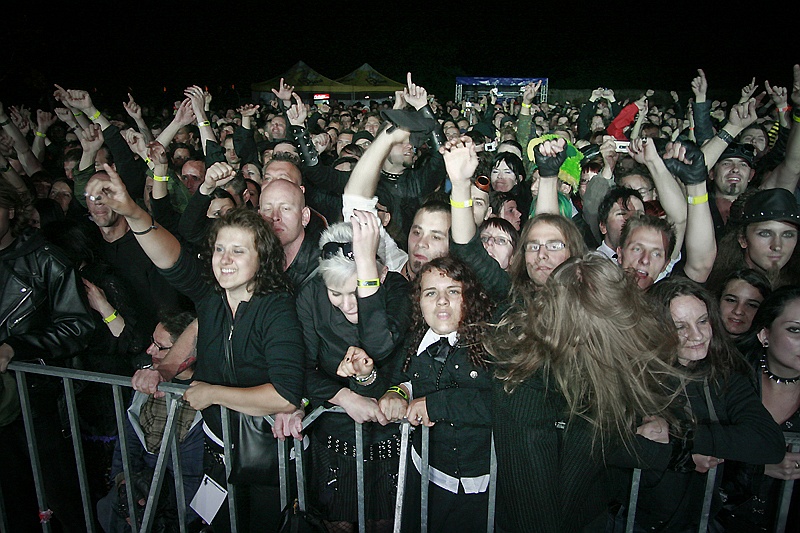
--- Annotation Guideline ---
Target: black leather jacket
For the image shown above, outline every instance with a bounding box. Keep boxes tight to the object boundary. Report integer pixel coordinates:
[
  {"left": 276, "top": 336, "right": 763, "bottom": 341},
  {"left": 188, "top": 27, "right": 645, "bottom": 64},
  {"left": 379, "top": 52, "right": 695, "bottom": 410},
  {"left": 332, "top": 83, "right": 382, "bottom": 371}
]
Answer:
[{"left": 0, "top": 230, "right": 94, "bottom": 361}]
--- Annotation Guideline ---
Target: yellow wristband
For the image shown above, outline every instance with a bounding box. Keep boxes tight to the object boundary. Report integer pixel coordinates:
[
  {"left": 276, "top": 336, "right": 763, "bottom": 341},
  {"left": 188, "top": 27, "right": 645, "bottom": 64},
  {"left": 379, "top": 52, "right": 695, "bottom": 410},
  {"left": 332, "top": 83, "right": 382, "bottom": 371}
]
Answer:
[
  {"left": 450, "top": 197, "right": 473, "bottom": 208},
  {"left": 90, "top": 110, "right": 101, "bottom": 121},
  {"left": 357, "top": 278, "right": 380, "bottom": 288},
  {"left": 73, "top": 111, "right": 83, "bottom": 117},
  {"left": 387, "top": 385, "right": 409, "bottom": 400},
  {"left": 521, "top": 102, "right": 532, "bottom": 108},
  {"left": 153, "top": 174, "right": 169, "bottom": 182},
  {"left": 102, "top": 310, "right": 118, "bottom": 324},
  {"left": 792, "top": 112, "right": 800, "bottom": 124},
  {"left": 198, "top": 121, "right": 211, "bottom": 127},
  {"left": 688, "top": 193, "right": 709, "bottom": 205},
  {"left": 34, "top": 131, "right": 46, "bottom": 138}
]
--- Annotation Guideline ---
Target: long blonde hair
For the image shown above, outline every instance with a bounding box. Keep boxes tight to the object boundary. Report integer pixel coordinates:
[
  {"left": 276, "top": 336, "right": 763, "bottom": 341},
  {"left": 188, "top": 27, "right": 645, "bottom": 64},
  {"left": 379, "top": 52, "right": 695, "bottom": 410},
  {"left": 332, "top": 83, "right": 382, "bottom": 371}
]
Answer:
[{"left": 486, "top": 252, "right": 685, "bottom": 448}]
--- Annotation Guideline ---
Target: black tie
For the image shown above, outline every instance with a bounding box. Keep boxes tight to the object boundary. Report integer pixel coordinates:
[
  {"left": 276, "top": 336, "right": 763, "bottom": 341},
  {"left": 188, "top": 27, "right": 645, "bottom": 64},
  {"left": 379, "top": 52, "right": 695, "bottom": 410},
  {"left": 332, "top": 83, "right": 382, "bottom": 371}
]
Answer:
[{"left": 426, "top": 337, "right": 452, "bottom": 363}]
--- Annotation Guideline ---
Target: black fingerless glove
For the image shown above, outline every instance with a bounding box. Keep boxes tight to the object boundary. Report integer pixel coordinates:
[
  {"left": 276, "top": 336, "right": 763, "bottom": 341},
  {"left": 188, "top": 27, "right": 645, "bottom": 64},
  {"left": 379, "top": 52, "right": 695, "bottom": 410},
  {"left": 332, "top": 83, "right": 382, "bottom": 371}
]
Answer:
[
  {"left": 533, "top": 144, "right": 567, "bottom": 177},
  {"left": 663, "top": 141, "right": 708, "bottom": 185}
]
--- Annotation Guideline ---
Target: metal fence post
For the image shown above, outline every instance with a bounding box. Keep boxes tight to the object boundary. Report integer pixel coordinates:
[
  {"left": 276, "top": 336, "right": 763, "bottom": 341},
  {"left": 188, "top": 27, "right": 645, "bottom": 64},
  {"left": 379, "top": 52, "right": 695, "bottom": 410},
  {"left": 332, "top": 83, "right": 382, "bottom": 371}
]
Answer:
[
  {"left": 625, "top": 468, "right": 642, "bottom": 533},
  {"left": 139, "top": 391, "right": 180, "bottom": 533},
  {"left": 112, "top": 385, "right": 139, "bottom": 533},
  {"left": 697, "top": 465, "right": 718, "bottom": 533},
  {"left": 420, "top": 424, "right": 430, "bottom": 533},
  {"left": 487, "top": 433, "right": 497, "bottom": 533},
  {"left": 14, "top": 371, "right": 52, "bottom": 533},
  {"left": 221, "top": 406, "right": 238, "bottom": 533},
  {"left": 355, "top": 420, "right": 366, "bottom": 533},
  {"left": 775, "top": 433, "right": 800, "bottom": 533},
  {"left": 61, "top": 377, "right": 96, "bottom": 533},
  {"left": 393, "top": 421, "right": 411, "bottom": 533}
]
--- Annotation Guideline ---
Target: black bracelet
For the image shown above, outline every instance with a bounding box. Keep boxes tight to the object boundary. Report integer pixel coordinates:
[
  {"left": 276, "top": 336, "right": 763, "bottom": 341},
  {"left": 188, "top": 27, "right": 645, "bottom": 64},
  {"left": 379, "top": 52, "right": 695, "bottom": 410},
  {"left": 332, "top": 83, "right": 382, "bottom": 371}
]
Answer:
[
  {"left": 0, "top": 118, "right": 9, "bottom": 127},
  {"left": 131, "top": 214, "right": 158, "bottom": 235},
  {"left": 716, "top": 129, "right": 735, "bottom": 144}
]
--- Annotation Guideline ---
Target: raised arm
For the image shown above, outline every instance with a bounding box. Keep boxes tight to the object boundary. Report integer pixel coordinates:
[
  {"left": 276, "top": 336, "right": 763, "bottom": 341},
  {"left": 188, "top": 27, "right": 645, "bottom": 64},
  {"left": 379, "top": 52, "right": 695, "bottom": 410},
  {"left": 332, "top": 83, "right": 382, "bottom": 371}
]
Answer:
[
  {"left": 530, "top": 137, "right": 568, "bottom": 216},
  {"left": 443, "top": 136, "right": 480, "bottom": 244},
  {"left": 760, "top": 64, "right": 800, "bottom": 192},
  {"left": 84, "top": 163, "right": 181, "bottom": 270},
  {"left": 123, "top": 93, "right": 153, "bottom": 144},
  {"left": 33, "top": 109, "right": 57, "bottom": 161},
  {"left": 185, "top": 86, "right": 217, "bottom": 154},
  {"left": 701, "top": 99, "right": 758, "bottom": 170},
  {"left": 0, "top": 101, "right": 44, "bottom": 177},
  {"left": 156, "top": 98, "right": 196, "bottom": 148},
  {"left": 662, "top": 141, "right": 716, "bottom": 282}
]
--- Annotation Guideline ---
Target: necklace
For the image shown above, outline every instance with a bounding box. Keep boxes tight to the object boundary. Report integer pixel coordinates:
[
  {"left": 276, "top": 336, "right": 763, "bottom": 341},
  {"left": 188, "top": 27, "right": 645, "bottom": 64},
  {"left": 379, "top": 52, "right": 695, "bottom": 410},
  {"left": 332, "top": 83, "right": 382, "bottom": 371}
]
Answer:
[{"left": 761, "top": 353, "right": 800, "bottom": 384}]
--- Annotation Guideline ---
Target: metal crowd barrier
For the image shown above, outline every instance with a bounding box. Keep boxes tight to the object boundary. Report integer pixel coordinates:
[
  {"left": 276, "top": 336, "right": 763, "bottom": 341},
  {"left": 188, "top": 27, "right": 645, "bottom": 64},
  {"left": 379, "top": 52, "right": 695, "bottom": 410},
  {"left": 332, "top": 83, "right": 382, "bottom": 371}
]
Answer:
[{"left": 1, "top": 360, "right": 797, "bottom": 533}]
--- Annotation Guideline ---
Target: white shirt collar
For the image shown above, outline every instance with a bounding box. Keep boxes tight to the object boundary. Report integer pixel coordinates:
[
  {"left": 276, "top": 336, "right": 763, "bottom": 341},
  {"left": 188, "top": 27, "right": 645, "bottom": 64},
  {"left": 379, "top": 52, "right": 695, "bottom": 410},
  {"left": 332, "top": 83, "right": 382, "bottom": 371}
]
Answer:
[{"left": 416, "top": 328, "right": 459, "bottom": 356}]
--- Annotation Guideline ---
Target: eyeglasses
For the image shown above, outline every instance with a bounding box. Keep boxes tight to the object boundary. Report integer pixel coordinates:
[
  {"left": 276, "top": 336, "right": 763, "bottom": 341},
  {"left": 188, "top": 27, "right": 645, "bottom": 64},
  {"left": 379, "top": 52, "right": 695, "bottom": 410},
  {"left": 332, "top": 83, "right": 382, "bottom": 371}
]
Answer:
[
  {"left": 524, "top": 241, "right": 566, "bottom": 252},
  {"left": 480, "top": 235, "right": 512, "bottom": 247},
  {"left": 633, "top": 187, "right": 654, "bottom": 197},
  {"left": 150, "top": 336, "right": 173, "bottom": 352}
]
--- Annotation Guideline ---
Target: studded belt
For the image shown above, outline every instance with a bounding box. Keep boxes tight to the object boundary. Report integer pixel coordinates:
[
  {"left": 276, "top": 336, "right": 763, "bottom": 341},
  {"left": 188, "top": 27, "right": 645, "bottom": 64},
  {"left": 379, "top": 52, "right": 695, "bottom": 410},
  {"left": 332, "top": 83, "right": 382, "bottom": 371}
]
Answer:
[{"left": 326, "top": 433, "right": 400, "bottom": 461}]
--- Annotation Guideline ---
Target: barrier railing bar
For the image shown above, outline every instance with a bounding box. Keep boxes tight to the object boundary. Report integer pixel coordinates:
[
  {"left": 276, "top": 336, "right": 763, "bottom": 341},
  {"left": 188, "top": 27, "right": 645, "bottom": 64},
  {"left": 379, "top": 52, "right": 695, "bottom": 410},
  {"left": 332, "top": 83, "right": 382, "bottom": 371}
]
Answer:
[
  {"left": 112, "top": 384, "right": 139, "bottom": 533},
  {"left": 776, "top": 433, "right": 800, "bottom": 533},
  {"left": 139, "top": 392, "right": 180, "bottom": 533},
  {"left": 167, "top": 396, "right": 187, "bottom": 533},
  {"left": 625, "top": 468, "right": 641, "bottom": 533},
  {"left": 487, "top": 433, "right": 497, "bottom": 533},
  {"left": 276, "top": 417, "right": 289, "bottom": 511},
  {"left": 62, "top": 377, "right": 96, "bottom": 533},
  {"left": 697, "top": 465, "right": 717, "bottom": 533},
  {"left": 7, "top": 362, "right": 185, "bottom": 395},
  {"left": 221, "top": 406, "right": 238, "bottom": 533},
  {"left": 393, "top": 421, "right": 410, "bottom": 533},
  {"left": 355, "top": 420, "right": 366, "bottom": 533},
  {"left": 15, "top": 371, "right": 52, "bottom": 533},
  {"left": 294, "top": 437, "right": 306, "bottom": 513},
  {"left": 420, "top": 424, "right": 429, "bottom": 533},
  {"left": 0, "top": 471, "right": 8, "bottom": 533}
]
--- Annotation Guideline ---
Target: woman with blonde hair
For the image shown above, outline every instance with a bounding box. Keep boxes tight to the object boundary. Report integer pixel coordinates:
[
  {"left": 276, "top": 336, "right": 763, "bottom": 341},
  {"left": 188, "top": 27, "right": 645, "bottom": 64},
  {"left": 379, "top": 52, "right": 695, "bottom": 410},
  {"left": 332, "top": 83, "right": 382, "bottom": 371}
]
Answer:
[{"left": 486, "top": 252, "right": 690, "bottom": 532}]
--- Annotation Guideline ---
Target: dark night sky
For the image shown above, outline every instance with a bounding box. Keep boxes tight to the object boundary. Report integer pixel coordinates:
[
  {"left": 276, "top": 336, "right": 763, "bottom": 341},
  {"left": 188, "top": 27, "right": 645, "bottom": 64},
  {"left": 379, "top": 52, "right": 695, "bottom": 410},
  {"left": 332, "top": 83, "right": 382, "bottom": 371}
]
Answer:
[{"left": 3, "top": 4, "right": 797, "bottom": 111}]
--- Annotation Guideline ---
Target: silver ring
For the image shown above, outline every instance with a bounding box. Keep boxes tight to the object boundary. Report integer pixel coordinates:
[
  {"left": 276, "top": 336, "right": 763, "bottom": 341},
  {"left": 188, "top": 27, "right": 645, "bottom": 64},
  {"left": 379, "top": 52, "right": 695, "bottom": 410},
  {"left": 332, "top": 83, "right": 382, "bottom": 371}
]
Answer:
[
  {"left": 416, "top": 416, "right": 422, "bottom": 422},
  {"left": 795, "top": 461, "right": 800, "bottom": 469}
]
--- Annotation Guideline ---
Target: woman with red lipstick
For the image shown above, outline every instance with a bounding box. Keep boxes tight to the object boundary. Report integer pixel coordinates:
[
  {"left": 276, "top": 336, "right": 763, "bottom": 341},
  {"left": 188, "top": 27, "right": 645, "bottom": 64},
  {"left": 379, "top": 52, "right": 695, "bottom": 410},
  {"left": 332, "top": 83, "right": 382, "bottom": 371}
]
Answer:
[
  {"left": 633, "top": 276, "right": 784, "bottom": 531},
  {"left": 297, "top": 212, "right": 411, "bottom": 531}
]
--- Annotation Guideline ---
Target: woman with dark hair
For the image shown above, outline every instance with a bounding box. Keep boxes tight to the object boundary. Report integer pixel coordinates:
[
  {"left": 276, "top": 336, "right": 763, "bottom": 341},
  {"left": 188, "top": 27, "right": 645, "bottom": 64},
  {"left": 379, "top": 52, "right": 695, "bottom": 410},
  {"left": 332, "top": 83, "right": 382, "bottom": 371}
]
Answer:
[
  {"left": 489, "top": 151, "right": 532, "bottom": 225},
  {"left": 85, "top": 162, "right": 305, "bottom": 532},
  {"left": 478, "top": 217, "right": 518, "bottom": 271},
  {"left": 379, "top": 255, "right": 495, "bottom": 533},
  {"left": 31, "top": 197, "right": 65, "bottom": 229},
  {"left": 486, "top": 253, "right": 688, "bottom": 532},
  {"left": 632, "top": 276, "right": 784, "bottom": 532},
  {"left": 297, "top": 212, "right": 411, "bottom": 532},
  {"left": 719, "top": 285, "right": 800, "bottom": 532},
  {"left": 717, "top": 268, "right": 772, "bottom": 340}
]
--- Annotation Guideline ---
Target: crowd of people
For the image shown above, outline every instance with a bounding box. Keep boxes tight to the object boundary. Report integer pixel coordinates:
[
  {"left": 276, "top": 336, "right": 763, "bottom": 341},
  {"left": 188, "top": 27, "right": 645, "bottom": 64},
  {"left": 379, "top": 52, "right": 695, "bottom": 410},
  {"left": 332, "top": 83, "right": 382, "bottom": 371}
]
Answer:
[{"left": 1, "top": 63, "right": 799, "bottom": 533}]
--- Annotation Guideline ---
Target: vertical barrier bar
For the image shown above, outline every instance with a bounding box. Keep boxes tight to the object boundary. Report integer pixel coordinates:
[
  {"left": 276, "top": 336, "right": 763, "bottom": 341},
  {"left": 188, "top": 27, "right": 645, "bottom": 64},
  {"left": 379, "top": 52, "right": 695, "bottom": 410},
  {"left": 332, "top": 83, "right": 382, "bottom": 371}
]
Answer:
[
  {"left": 221, "top": 406, "right": 238, "bottom": 533},
  {"left": 168, "top": 399, "right": 186, "bottom": 533},
  {"left": 275, "top": 418, "right": 288, "bottom": 511},
  {"left": 625, "top": 469, "right": 642, "bottom": 533},
  {"left": 775, "top": 434, "right": 800, "bottom": 533},
  {"left": 61, "top": 378, "right": 96, "bottom": 533},
  {"left": 697, "top": 466, "right": 717, "bottom": 533},
  {"left": 355, "top": 421, "right": 366, "bottom": 533},
  {"left": 487, "top": 433, "right": 497, "bottom": 533},
  {"left": 294, "top": 437, "right": 306, "bottom": 512},
  {"left": 112, "top": 385, "right": 138, "bottom": 533},
  {"left": 139, "top": 392, "right": 180, "bottom": 533},
  {"left": 15, "top": 371, "right": 52, "bottom": 533},
  {"left": 393, "top": 421, "right": 410, "bottom": 533},
  {"left": 420, "top": 424, "right": 430, "bottom": 533},
  {"left": 0, "top": 472, "right": 8, "bottom": 533}
]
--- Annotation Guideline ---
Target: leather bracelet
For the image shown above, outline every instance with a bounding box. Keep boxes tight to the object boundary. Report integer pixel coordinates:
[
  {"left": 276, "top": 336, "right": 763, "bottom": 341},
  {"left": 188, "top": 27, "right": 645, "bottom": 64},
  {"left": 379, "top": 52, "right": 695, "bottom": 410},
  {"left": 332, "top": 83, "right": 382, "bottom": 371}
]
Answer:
[
  {"left": 131, "top": 215, "right": 158, "bottom": 235},
  {"left": 0, "top": 118, "right": 9, "bottom": 127},
  {"left": 716, "top": 129, "right": 735, "bottom": 144},
  {"left": 450, "top": 197, "right": 473, "bottom": 208}
]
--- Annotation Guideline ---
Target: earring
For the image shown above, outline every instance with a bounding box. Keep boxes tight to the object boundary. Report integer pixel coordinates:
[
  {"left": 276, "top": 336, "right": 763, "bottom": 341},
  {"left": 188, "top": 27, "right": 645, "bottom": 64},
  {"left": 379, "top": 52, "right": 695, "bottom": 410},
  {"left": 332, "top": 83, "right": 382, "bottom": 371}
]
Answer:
[{"left": 762, "top": 339, "right": 769, "bottom": 348}]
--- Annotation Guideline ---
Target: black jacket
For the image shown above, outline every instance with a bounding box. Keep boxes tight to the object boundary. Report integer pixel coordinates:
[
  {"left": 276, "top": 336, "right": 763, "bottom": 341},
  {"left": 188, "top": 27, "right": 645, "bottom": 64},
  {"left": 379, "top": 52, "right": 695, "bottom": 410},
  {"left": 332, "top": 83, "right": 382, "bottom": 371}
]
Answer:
[{"left": 0, "top": 230, "right": 94, "bottom": 361}]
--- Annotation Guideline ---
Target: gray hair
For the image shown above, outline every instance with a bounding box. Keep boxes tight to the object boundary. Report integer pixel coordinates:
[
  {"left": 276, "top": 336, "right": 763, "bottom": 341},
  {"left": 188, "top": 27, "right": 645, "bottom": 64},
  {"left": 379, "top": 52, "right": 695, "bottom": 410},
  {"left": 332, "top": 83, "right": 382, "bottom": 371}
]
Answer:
[{"left": 317, "top": 221, "right": 386, "bottom": 288}]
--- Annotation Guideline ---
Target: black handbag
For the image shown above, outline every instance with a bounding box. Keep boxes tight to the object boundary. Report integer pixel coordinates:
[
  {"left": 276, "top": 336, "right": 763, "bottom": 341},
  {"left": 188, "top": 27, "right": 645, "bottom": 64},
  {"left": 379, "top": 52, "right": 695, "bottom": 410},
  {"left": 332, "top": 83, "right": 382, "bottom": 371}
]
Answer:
[
  {"left": 227, "top": 410, "right": 280, "bottom": 486},
  {"left": 277, "top": 498, "right": 329, "bottom": 533}
]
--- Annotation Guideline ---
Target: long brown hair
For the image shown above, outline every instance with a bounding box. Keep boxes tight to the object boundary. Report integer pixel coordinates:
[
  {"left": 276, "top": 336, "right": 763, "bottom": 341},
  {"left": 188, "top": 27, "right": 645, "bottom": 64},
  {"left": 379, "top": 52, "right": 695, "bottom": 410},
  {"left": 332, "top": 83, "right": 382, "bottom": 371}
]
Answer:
[
  {"left": 486, "top": 252, "right": 685, "bottom": 448},
  {"left": 404, "top": 256, "right": 494, "bottom": 371}
]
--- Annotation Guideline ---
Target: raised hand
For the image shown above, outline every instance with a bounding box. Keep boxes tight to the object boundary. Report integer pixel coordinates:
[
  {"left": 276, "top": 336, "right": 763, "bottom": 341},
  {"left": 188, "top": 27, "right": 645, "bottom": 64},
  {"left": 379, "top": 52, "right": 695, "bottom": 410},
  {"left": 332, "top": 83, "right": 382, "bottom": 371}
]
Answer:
[
  {"left": 147, "top": 141, "right": 169, "bottom": 166},
  {"left": 522, "top": 80, "right": 542, "bottom": 105},
  {"left": 123, "top": 93, "right": 143, "bottom": 120},
  {"left": 9, "top": 106, "right": 31, "bottom": 136},
  {"left": 63, "top": 89, "right": 94, "bottom": 111},
  {"left": 602, "top": 88, "right": 616, "bottom": 102},
  {"left": 691, "top": 69, "right": 708, "bottom": 102},
  {"left": 403, "top": 72, "right": 429, "bottom": 111},
  {"left": 441, "top": 136, "right": 479, "bottom": 186},
  {"left": 237, "top": 103, "right": 260, "bottom": 118},
  {"left": 200, "top": 161, "right": 237, "bottom": 194},
  {"left": 285, "top": 93, "right": 307, "bottom": 127},
  {"left": 662, "top": 140, "right": 708, "bottom": 185},
  {"left": 36, "top": 110, "right": 57, "bottom": 133},
  {"left": 123, "top": 128, "right": 148, "bottom": 159},
  {"left": 740, "top": 77, "right": 758, "bottom": 102},
  {"left": 728, "top": 98, "right": 758, "bottom": 130},
  {"left": 174, "top": 98, "right": 196, "bottom": 126},
  {"left": 790, "top": 63, "right": 800, "bottom": 107},
  {"left": 765, "top": 80, "right": 789, "bottom": 110},
  {"left": 54, "top": 107, "right": 74, "bottom": 125},
  {"left": 590, "top": 87, "right": 603, "bottom": 102},
  {"left": 533, "top": 137, "right": 568, "bottom": 177},
  {"left": 628, "top": 138, "right": 661, "bottom": 166},
  {"left": 393, "top": 90, "right": 406, "bottom": 110},
  {"left": 350, "top": 209, "right": 381, "bottom": 266},
  {"left": 82, "top": 278, "right": 113, "bottom": 315},
  {"left": 79, "top": 123, "right": 105, "bottom": 153},
  {"left": 184, "top": 85, "right": 206, "bottom": 115},
  {"left": 84, "top": 163, "right": 139, "bottom": 217},
  {"left": 271, "top": 77, "right": 295, "bottom": 103}
]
